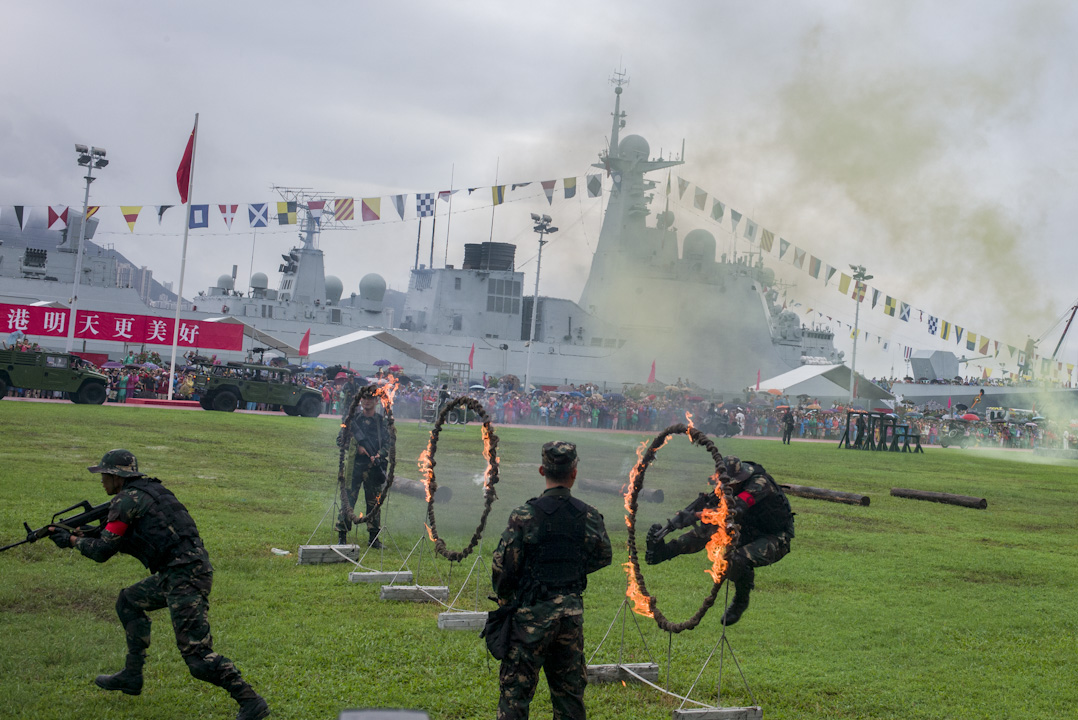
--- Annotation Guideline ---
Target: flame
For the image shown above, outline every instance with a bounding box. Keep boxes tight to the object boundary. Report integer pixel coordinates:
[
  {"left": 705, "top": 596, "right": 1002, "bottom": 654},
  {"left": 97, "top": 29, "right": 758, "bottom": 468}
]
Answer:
[
  {"left": 623, "top": 562, "right": 654, "bottom": 618},
  {"left": 621, "top": 681, "right": 626, "bottom": 687},
  {"left": 699, "top": 486, "right": 733, "bottom": 583},
  {"left": 424, "top": 523, "right": 435, "bottom": 541},
  {"left": 481, "top": 424, "right": 496, "bottom": 492},
  {"left": 623, "top": 439, "right": 651, "bottom": 514},
  {"left": 685, "top": 411, "right": 694, "bottom": 431},
  {"left": 376, "top": 375, "right": 399, "bottom": 408},
  {"left": 417, "top": 445, "right": 435, "bottom": 502}
]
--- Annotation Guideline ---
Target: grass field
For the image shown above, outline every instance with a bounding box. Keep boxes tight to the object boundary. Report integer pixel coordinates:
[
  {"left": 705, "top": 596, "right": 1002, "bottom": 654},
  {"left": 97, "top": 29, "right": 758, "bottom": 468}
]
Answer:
[{"left": 1, "top": 401, "right": 1077, "bottom": 720}]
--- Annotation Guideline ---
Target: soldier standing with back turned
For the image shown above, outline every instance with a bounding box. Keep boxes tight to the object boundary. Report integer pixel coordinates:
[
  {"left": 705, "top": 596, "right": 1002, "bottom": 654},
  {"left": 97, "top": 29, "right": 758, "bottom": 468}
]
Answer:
[
  {"left": 491, "top": 441, "right": 612, "bottom": 720},
  {"left": 49, "top": 449, "right": 269, "bottom": 720}
]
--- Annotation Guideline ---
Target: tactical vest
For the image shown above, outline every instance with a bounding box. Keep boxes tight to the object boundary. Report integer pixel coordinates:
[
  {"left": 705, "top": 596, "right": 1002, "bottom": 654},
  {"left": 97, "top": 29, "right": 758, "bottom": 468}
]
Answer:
[
  {"left": 119, "top": 477, "right": 204, "bottom": 573},
  {"left": 733, "top": 463, "right": 795, "bottom": 538},
  {"left": 522, "top": 494, "right": 589, "bottom": 601}
]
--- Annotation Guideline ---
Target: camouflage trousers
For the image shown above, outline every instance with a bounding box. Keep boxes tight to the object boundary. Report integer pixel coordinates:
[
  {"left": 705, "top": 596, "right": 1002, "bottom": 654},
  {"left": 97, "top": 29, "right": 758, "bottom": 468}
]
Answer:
[
  {"left": 336, "top": 464, "right": 384, "bottom": 535},
  {"left": 115, "top": 561, "right": 257, "bottom": 702},
  {"left": 727, "top": 531, "right": 792, "bottom": 581},
  {"left": 498, "top": 613, "right": 587, "bottom": 720}
]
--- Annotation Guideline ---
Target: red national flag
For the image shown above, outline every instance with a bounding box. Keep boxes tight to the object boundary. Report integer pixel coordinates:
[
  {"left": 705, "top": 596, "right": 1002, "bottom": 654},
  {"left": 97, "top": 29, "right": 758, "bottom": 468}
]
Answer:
[
  {"left": 299, "top": 328, "right": 310, "bottom": 357},
  {"left": 647, "top": 360, "right": 656, "bottom": 384},
  {"left": 468, "top": 343, "right": 475, "bottom": 369},
  {"left": 176, "top": 122, "right": 196, "bottom": 204},
  {"left": 756, "top": 369, "right": 761, "bottom": 391}
]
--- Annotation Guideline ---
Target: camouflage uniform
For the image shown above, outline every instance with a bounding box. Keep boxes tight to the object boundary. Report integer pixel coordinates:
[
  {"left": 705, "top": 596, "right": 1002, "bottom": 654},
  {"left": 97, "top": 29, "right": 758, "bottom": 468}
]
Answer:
[
  {"left": 66, "top": 451, "right": 266, "bottom": 717},
  {"left": 660, "top": 459, "right": 793, "bottom": 625},
  {"left": 491, "top": 441, "right": 612, "bottom": 720},
  {"left": 335, "top": 409, "right": 390, "bottom": 539}
]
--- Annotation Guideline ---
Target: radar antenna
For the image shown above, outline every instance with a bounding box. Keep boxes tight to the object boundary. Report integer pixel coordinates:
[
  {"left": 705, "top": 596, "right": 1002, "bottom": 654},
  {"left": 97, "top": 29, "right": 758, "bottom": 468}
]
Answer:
[{"left": 272, "top": 185, "right": 348, "bottom": 250}]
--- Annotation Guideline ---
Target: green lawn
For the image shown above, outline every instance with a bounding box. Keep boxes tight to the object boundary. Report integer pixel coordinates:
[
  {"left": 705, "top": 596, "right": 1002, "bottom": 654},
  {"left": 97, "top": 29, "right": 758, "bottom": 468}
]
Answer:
[{"left": 1, "top": 401, "right": 1076, "bottom": 719}]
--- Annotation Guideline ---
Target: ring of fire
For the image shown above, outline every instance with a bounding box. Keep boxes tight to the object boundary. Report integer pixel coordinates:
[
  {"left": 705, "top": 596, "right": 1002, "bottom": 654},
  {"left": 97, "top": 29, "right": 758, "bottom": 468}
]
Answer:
[
  {"left": 419, "top": 396, "right": 501, "bottom": 562},
  {"left": 336, "top": 380, "right": 398, "bottom": 529},
  {"left": 623, "top": 422, "right": 740, "bottom": 633}
]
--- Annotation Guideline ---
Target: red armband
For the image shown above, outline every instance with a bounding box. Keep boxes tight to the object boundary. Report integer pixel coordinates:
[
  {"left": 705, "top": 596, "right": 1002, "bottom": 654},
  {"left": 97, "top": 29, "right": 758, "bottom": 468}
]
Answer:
[
  {"left": 104, "top": 521, "right": 129, "bottom": 536},
  {"left": 737, "top": 491, "right": 756, "bottom": 507}
]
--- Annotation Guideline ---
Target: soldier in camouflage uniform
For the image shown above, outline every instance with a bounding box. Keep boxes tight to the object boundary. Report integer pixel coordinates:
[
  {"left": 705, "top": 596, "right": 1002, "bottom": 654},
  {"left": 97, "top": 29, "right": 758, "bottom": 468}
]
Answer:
[
  {"left": 336, "top": 394, "right": 390, "bottom": 547},
  {"left": 491, "top": 441, "right": 612, "bottom": 720},
  {"left": 49, "top": 449, "right": 269, "bottom": 720},
  {"left": 646, "top": 456, "right": 794, "bottom": 626}
]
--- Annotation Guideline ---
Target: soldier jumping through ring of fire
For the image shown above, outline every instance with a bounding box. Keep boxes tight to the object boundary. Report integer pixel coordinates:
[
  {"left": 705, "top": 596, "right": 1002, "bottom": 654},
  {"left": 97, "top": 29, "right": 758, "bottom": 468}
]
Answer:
[{"left": 645, "top": 456, "right": 794, "bottom": 626}]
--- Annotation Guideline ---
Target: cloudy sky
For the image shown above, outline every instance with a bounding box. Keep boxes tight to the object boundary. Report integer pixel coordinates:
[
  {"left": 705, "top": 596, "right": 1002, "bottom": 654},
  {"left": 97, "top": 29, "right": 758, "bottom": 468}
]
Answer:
[{"left": 4, "top": 0, "right": 1077, "bottom": 378}]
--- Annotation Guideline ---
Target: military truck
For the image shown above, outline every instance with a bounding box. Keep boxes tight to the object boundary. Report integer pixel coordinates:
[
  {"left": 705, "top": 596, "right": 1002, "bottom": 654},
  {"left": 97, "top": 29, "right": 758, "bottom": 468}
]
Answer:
[
  {"left": 191, "top": 359, "right": 323, "bottom": 417},
  {"left": 0, "top": 347, "right": 109, "bottom": 404}
]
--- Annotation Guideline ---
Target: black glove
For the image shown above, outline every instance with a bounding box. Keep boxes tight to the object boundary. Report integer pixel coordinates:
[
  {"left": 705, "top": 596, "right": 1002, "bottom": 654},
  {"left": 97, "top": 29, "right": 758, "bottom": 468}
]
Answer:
[
  {"left": 50, "top": 528, "right": 73, "bottom": 549},
  {"left": 644, "top": 523, "right": 669, "bottom": 565}
]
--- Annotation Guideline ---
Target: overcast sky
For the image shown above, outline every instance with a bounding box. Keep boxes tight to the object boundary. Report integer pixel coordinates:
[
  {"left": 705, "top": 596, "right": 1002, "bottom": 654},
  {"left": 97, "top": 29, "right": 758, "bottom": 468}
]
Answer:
[{"left": 4, "top": 0, "right": 1077, "bottom": 379}]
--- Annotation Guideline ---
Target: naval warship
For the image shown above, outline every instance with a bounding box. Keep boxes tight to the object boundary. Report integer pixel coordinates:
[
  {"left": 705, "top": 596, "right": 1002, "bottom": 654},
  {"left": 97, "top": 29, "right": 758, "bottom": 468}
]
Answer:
[{"left": 0, "top": 79, "right": 844, "bottom": 393}]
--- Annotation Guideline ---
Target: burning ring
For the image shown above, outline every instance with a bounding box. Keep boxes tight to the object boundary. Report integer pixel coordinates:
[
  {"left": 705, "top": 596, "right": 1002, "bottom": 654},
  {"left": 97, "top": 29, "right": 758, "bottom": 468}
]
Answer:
[
  {"left": 337, "top": 382, "right": 398, "bottom": 529},
  {"left": 420, "top": 396, "right": 501, "bottom": 562},
  {"left": 623, "top": 423, "right": 739, "bottom": 633}
]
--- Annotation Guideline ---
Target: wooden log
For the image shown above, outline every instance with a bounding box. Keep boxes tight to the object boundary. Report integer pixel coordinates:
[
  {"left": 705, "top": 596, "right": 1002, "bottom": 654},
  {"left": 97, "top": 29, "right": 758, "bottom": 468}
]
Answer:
[
  {"left": 380, "top": 585, "right": 450, "bottom": 603},
  {"left": 782, "top": 483, "right": 870, "bottom": 506},
  {"left": 586, "top": 663, "right": 660, "bottom": 684},
  {"left": 578, "top": 477, "right": 664, "bottom": 504},
  {"left": 890, "top": 488, "right": 987, "bottom": 509},
  {"left": 672, "top": 708, "right": 762, "bottom": 720},
  {"left": 349, "top": 570, "right": 413, "bottom": 584},
  {"left": 437, "top": 611, "right": 488, "bottom": 631},
  {"left": 297, "top": 545, "right": 361, "bottom": 565},
  {"left": 393, "top": 477, "right": 452, "bottom": 503}
]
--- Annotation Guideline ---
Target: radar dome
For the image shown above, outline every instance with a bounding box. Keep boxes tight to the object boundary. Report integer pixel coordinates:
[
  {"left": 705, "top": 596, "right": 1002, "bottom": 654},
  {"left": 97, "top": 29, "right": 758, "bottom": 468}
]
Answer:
[
  {"left": 618, "top": 134, "right": 650, "bottom": 163},
  {"left": 250, "top": 272, "right": 268, "bottom": 290},
  {"left": 359, "top": 273, "right": 386, "bottom": 302},
  {"left": 325, "top": 275, "right": 343, "bottom": 304},
  {"left": 216, "top": 274, "right": 235, "bottom": 291},
  {"left": 682, "top": 229, "right": 716, "bottom": 261}
]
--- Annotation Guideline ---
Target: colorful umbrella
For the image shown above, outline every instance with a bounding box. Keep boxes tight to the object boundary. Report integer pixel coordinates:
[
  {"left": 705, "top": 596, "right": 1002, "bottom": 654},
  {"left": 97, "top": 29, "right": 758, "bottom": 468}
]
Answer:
[{"left": 373, "top": 359, "right": 391, "bottom": 367}]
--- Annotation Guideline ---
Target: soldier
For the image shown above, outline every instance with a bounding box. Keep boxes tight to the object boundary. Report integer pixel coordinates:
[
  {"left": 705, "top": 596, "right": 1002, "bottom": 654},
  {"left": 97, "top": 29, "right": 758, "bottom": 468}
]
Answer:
[
  {"left": 781, "top": 409, "right": 795, "bottom": 444},
  {"left": 491, "top": 441, "right": 612, "bottom": 720},
  {"left": 48, "top": 449, "right": 269, "bottom": 720},
  {"left": 646, "top": 456, "right": 794, "bottom": 626},
  {"left": 337, "top": 394, "right": 390, "bottom": 547}
]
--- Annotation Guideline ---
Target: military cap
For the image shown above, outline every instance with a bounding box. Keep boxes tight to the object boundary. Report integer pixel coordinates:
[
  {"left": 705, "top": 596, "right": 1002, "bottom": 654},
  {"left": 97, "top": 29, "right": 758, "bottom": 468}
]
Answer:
[
  {"left": 88, "top": 449, "right": 145, "bottom": 478},
  {"left": 542, "top": 441, "right": 578, "bottom": 472}
]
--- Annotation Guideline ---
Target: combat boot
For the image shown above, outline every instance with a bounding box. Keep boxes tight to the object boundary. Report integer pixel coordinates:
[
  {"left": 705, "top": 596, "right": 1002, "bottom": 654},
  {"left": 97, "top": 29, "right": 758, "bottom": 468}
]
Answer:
[
  {"left": 337, "top": 530, "right": 348, "bottom": 545},
  {"left": 368, "top": 532, "right": 383, "bottom": 550},
  {"left": 721, "top": 566, "right": 754, "bottom": 627},
  {"left": 236, "top": 694, "right": 270, "bottom": 720},
  {"left": 94, "top": 654, "right": 144, "bottom": 695}
]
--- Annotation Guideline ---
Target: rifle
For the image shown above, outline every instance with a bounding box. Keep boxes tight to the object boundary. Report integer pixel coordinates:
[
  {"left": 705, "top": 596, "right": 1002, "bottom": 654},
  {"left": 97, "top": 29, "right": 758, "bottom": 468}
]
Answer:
[
  {"left": 0, "top": 500, "right": 110, "bottom": 552},
  {"left": 649, "top": 492, "right": 720, "bottom": 542}
]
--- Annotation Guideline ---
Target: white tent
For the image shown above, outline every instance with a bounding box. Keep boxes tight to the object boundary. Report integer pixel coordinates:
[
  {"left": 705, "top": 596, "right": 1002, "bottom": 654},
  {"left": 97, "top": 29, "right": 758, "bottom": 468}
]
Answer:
[{"left": 757, "top": 364, "right": 894, "bottom": 402}]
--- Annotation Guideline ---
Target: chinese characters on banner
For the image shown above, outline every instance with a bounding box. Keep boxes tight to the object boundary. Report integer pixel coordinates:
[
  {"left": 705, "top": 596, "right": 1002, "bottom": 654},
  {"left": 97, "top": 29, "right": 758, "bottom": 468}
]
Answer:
[{"left": 2, "top": 303, "right": 243, "bottom": 351}]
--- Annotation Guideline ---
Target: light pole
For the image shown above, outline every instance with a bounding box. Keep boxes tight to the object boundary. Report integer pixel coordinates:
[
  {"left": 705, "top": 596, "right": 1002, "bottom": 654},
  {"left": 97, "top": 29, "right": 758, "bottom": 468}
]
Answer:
[
  {"left": 65, "top": 144, "right": 108, "bottom": 353},
  {"left": 523, "top": 213, "right": 558, "bottom": 394},
  {"left": 849, "top": 264, "right": 872, "bottom": 404}
]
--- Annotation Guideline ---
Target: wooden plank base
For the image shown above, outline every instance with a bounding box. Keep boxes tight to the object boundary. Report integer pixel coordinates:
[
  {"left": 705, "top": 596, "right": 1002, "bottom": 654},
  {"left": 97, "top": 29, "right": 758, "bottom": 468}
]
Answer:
[
  {"left": 672, "top": 707, "right": 762, "bottom": 720},
  {"left": 380, "top": 585, "right": 450, "bottom": 603},
  {"left": 586, "top": 663, "right": 660, "bottom": 684},
  {"left": 297, "top": 545, "right": 361, "bottom": 565},
  {"left": 437, "top": 611, "right": 488, "bottom": 630},
  {"left": 349, "top": 570, "right": 414, "bottom": 584}
]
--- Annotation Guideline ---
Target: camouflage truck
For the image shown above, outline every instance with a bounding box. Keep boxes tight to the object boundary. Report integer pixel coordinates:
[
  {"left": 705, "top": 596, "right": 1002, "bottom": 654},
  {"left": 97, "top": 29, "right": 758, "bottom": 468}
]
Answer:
[
  {"left": 0, "top": 347, "right": 109, "bottom": 404},
  {"left": 192, "top": 359, "right": 323, "bottom": 417}
]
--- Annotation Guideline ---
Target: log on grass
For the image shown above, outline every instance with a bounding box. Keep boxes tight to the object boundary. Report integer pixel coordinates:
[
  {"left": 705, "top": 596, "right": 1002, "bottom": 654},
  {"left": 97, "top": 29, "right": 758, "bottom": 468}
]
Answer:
[
  {"left": 782, "top": 483, "right": 870, "bottom": 506},
  {"left": 578, "top": 477, "right": 664, "bottom": 504},
  {"left": 393, "top": 477, "right": 452, "bottom": 503},
  {"left": 890, "top": 487, "right": 987, "bottom": 509},
  {"left": 586, "top": 662, "right": 659, "bottom": 684}
]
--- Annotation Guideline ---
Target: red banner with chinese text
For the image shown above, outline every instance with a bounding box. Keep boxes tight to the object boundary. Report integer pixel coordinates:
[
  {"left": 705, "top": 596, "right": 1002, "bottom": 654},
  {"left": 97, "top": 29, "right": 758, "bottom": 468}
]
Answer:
[{"left": 2, "top": 303, "right": 243, "bottom": 351}]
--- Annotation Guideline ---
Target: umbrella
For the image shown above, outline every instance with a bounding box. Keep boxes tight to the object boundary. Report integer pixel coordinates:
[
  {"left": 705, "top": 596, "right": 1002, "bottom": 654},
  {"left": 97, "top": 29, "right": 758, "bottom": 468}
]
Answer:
[
  {"left": 470, "top": 384, "right": 486, "bottom": 391},
  {"left": 1031, "top": 416, "right": 1046, "bottom": 422},
  {"left": 955, "top": 403, "right": 969, "bottom": 412},
  {"left": 567, "top": 391, "right": 585, "bottom": 397},
  {"left": 303, "top": 362, "right": 327, "bottom": 370},
  {"left": 961, "top": 413, "right": 980, "bottom": 421},
  {"left": 907, "top": 412, "right": 924, "bottom": 419},
  {"left": 806, "top": 403, "right": 822, "bottom": 410},
  {"left": 335, "top": 372, "right": 351, "bottom": 380},
  {"left": 775, "top": 405, "right": 790, "bottom": 410},
  {"left": 102, "top": 361, "right": 123, "bottom": 369},
  {"left": 373, "top": 359, "right": 391, "bottom": 367},
  {"left": 766, "top": 388, "right": 783, "bottom": 395},
  {"left": 388, "top": 364, "right": 403, "bottom": 372},
  {"left": 141, "top": 362, "right": 159, "bottom": 369}
]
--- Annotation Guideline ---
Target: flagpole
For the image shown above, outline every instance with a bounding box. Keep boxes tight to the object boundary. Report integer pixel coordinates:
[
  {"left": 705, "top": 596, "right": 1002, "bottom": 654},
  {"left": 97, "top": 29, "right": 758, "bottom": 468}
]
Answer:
[
  {"left": 487, "top": 157, "right": 500, "bottom": 248},
  {"left": 168, "top": 113, "right": 198, "bottom": 401},
  {"left": 443, "top": 164, "right": 455, "bottom": 268},
  {"left": 429, "top": 202, "right": 437, "bottom": 269},
  {"left": 414, "top": 218, "right": 422, "bottom": 270}
]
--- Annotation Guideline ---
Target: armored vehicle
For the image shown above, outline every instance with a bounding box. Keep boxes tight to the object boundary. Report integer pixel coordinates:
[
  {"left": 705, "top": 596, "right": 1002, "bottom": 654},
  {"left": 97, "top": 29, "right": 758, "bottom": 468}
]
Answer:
[
  {"left": 191, "top": 359, "right": 323, "bottom": 417},
  {"left": 0, "top": 347, "right": 109, "bottom": 404}
]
